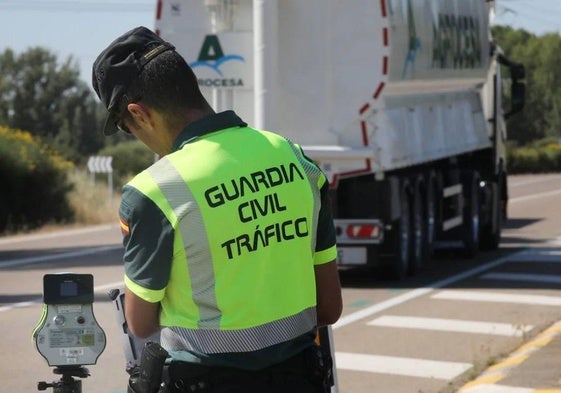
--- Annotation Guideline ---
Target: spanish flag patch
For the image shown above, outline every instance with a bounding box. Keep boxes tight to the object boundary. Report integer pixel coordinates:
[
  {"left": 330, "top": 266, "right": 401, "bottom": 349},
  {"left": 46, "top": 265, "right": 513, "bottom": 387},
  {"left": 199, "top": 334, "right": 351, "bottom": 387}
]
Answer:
[{"left": 119, "top": 217, "right": 130, "bottom": 235}]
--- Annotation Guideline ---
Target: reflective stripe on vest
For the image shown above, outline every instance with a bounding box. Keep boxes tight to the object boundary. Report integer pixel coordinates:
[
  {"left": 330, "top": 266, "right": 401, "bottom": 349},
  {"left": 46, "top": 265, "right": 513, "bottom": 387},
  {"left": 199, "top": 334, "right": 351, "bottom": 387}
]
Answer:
[
  {"left": 161, "top": 306, "right": 317, "bottom": 353},
  {"left": 145, "top": 159, "right": 221, "bottom": 328},
  {"left": 128, "top": 128, "right": 324, "bottom": 353},
  {"left": 287, "top": 141, "right": 322, "bottom": 256}
]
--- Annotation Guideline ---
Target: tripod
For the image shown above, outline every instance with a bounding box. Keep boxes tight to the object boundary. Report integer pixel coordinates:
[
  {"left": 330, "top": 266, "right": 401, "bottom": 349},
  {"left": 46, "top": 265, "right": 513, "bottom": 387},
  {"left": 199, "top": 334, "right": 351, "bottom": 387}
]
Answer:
[{"left": 37, "top": 366, "right": 90, "bottom": 393}]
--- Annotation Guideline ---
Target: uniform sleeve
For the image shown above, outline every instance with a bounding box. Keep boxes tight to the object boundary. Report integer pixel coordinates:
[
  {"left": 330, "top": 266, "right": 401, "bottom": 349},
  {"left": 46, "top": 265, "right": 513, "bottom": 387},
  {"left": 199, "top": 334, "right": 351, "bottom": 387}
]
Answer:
[
  {"left": 314, "top": 176, "right": 338, "bottom": 265},
  {"left": 119, "top": 185, "right": 174, "bottom": 303}
]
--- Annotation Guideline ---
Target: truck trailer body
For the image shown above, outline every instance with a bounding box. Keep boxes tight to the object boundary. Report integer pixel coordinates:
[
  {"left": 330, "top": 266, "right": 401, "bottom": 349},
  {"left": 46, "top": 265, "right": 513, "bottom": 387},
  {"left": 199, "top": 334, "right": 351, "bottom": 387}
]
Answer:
[{"left": 154, "top": 0, "right": 524, "bottom": 279}]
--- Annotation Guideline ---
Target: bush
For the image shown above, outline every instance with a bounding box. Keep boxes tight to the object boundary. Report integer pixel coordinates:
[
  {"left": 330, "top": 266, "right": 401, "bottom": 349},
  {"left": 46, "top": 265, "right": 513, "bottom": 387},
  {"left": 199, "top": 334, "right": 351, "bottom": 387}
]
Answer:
[
  {"left": 99, "top": 140, "right": 155, "bottom": 187},
  {"left": 507, "top": 143, "right": 561, "bottom": 173},
  {"left": 0, "top": 126, "right": 74, "bottom": 233},
  {"left": 67, "top": 169, "right": 120, "bottom": 224}
]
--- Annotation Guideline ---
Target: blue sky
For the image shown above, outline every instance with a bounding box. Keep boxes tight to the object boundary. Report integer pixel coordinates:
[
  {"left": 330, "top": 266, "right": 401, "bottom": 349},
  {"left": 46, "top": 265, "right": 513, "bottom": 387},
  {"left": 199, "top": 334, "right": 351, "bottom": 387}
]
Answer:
[
  {"left": 0, "top": 0, "right": 558, "bottom": 86},
  {"left": 0, "top": 0, "right": 155, "bottom": 85},
  {"left": 493, "top": 0, "right": 561, "bottom": 34}
]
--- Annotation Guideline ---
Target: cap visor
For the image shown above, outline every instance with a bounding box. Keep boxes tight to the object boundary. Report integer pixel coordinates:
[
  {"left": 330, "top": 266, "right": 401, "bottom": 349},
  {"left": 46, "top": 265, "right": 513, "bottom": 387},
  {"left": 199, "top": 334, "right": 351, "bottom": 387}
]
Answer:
[{"left": 102, "top": 111, "right": 120, "bottom": 136}]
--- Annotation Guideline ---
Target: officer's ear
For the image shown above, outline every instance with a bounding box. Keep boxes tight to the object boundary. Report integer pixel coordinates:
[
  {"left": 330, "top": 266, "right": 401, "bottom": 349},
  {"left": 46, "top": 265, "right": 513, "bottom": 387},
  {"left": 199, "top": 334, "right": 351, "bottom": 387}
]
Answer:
[{"left": 128, "top": 102, "right": 154, "bottom": 131}]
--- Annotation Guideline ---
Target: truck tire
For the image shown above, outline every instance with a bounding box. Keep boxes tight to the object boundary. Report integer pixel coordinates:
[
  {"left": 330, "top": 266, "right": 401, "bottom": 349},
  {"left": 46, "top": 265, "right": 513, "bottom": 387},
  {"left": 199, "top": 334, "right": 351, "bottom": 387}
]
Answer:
[
  {"left": 424, "top": 176, "right": 436, "bottom": 265},
  {"left": 385, "top": 182, "right": 411, "bottom": 280},
  {"left": 461, "top": 170, "right": 480, "bottom": 258},
  {"left": 480, "top": 182, "right": 502, "bottom": 250},
  {"left": 409, "top": 179, "right": 428, "bottom": 275}
]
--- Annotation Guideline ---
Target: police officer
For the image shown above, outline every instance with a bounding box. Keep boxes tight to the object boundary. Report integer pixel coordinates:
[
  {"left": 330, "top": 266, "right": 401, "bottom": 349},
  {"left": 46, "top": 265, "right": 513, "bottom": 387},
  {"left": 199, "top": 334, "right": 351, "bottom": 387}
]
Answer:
[{"left": 92, "top": 26, "right": 342, "bottom": 393}]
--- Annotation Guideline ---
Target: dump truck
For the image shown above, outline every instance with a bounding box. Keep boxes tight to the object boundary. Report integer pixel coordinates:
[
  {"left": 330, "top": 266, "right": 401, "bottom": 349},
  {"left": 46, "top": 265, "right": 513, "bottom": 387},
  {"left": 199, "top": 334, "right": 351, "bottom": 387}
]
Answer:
[{"left": 154, "top": 0, "right": 525, "bottom": 280}]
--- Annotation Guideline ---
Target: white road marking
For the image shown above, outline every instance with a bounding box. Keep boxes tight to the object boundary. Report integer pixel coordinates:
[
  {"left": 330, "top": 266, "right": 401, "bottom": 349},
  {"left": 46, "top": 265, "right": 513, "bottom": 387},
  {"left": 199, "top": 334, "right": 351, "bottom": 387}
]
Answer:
[
  {"left": 0, "top": 244, "right": 123, "bottom": 312},
  {"left": 433, "top": 290, "right": 561, "bottom": 306},
  {"left": 507, "top": 250, "right": 561, "bottom": 262},
  {"left": 0, "top": 281, "right": 124, "bottom": 313},
  {"left": 333, "top": 250, "right": 526, "bottom": 329},
  {"left": 0, "top": 224, "right": 118, "bottom": 245},
  {"left": 335, "top": 352, "right": 472, "bottom": 379},
  {"left": 0, "top": 245, "right": 122, "bottom": 268},
  {"left": 509, "top": 188, "right": 561, "bottom": 203},
  {"left": 509, "top": 174, "right": 561, "bottom": 188},
  {"left": 0, "top": 300, "right": 41, "bottom": 313},
  {"left": 481, "top": 272, "right": 561, "bottom": 285},
  {"left": 95, "top": 281, "right": 125, "bottom": 291},
  {"left": 367, "top": 315, "right": 533, "bottom": 336}
]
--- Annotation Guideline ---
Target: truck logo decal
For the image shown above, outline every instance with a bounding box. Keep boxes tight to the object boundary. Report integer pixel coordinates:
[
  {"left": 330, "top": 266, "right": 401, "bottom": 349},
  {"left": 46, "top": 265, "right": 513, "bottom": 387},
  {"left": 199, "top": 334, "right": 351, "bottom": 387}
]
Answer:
[
  {"left": 189, "top": 34, "right": 244, "bottom": 77},
  {"left": 402, "top": 0, "right": 421, "bottom": 78},
  {"left": 432, "top": 13, "right": 482, "bottom": 69}
]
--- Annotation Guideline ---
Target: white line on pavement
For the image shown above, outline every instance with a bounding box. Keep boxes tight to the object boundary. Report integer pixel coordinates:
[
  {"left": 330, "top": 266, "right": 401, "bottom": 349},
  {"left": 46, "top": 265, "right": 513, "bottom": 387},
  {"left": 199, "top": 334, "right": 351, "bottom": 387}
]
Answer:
[
  {"left": 481, "top": 272, "right": 561, "bottom": 285},
  {"left": 332, "top": 250, "right": 527, "bottom": 329},
  {"left": 0, "top": 299, "right": 41, "bottom": 313},
  {"left": 335, "top": 352, "right": 472, "bottom": 379},
  {"left": 0, "top": 245, "right": 122, "bottom": 268},
  {"left": 0, "top": 224, "right": 118, "bottom": 245},
  {"left": 509, "top": 175, "right": 561, "bottom": 188},
  {"left": 433, "top": 290, "right": 561, "bottom": 306},
  {"left": 95, "top": 281, "right": 125, "bottom": 292},
  {"left": 504, "top": 249, "right": 561, "bottom": 262},
  {"left": 509, "top": 188, "right": 561, "bottom": 204},
  {"left": 0, "top": 281, "right": 125, "bottom": 313},
  {"left": 367, "top": 315, "right": 533, "bottom": 336}
]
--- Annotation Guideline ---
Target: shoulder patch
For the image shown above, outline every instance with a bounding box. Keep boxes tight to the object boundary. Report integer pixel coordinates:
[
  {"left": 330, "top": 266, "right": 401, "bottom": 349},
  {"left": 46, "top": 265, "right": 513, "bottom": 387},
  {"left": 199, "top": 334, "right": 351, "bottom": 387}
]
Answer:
[{"left": 119, "top": 217, "right": 130, "bottom": 235}]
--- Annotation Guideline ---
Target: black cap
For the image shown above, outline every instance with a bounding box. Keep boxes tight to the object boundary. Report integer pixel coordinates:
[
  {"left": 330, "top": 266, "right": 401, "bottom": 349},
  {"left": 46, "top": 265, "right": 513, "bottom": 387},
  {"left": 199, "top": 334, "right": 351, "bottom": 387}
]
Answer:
[{"left": 92, "top": 26, "right": 175, "bottom": 135}]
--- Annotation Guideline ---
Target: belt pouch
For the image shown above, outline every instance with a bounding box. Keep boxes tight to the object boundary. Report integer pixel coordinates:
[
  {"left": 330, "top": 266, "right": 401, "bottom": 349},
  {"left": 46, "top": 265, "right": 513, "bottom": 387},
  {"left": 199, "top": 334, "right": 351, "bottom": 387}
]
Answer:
[{"left": 167, "top": 362, "right": 210, "bottom": 393}]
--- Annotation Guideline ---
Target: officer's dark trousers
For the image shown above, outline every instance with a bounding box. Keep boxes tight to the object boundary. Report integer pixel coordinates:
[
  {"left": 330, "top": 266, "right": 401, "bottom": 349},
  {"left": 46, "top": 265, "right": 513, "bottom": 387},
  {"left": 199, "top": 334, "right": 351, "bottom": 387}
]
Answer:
[{"left": 166, "top": 347, "right": 328, "bottom": 393}]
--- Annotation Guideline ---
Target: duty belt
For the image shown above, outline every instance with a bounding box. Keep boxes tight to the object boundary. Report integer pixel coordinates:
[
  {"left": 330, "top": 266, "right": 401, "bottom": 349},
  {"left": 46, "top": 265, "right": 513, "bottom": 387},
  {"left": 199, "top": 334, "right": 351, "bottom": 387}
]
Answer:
[{"left": 163, "top": 345, "right": 332, "bottom": 393}]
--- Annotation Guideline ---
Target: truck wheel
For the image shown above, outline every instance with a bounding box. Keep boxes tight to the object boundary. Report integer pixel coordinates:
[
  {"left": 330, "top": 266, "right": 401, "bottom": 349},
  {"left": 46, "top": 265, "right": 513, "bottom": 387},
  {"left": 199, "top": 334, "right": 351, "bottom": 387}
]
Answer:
[
  {"left": 425, "top": 178, "right": 436, "bottom": 262},
  {"left": 409, "top": 181, "right": 427, "bottom": 275},
  {"left": 461, "top": 170, "right": 480, "bottom": 258},
  {"left": 386, "top": 183, "right": 410, "bottom": 280},
  {"left": 480, "top": 182, "right": 502, "bottom": 250}
]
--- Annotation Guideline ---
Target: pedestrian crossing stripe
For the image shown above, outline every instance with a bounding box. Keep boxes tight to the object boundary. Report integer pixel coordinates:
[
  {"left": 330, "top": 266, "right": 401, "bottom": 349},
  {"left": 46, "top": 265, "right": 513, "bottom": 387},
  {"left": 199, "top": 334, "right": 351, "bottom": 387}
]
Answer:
[
  {"left": 367, "top": 315, "right": 533, "bottom": 336},
  {"left": 432, "top": 290, "right": 561, "bottom": 306},
  {"left": 335, "top": 352, "right": 472, "bottom": 379}
]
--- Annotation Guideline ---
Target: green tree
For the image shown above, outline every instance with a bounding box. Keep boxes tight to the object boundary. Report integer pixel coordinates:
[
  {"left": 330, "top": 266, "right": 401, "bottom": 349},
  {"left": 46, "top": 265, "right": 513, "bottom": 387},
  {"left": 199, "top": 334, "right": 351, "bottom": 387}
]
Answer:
[
  {"left": 0, "top": 47, "right": 105, "bottom": 160},
  {"left": 493, "top": 26, "right": 561, "bottom": 145}
]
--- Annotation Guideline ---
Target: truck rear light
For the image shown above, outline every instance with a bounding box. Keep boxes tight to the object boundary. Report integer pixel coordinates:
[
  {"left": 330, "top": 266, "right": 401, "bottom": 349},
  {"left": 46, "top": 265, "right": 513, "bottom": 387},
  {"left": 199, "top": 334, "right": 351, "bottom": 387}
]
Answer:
[
  {"left": 346, "top": 224, "right": 380, "bottom": 238},
  {"left": 334, "top": 219, "right": 384, "bottom": 244}
]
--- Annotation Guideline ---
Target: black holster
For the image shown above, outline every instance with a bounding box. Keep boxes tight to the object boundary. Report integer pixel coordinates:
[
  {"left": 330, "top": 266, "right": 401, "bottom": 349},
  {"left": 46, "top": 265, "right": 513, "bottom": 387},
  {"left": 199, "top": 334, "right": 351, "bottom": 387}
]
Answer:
[
  {"left": 304, "top": 345, "right": 333, "bottom": 393},
  {"left": 128, "top": 342, "right": 169, "bottom": 393}
]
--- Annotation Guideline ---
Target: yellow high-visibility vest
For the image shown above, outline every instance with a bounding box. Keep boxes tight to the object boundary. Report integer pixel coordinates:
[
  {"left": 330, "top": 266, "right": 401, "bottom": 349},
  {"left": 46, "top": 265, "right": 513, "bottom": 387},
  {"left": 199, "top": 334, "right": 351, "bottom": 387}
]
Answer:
[{"left": 125, "top": 125, "right": 334, "bottom": 354}]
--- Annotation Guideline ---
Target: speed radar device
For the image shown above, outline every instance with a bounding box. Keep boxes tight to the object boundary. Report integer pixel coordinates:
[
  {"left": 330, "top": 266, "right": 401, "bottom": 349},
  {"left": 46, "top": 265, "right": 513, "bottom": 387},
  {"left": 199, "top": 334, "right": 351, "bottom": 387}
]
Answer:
[{"left": 33, "top": 273, "right": 106, "bottom": 393}]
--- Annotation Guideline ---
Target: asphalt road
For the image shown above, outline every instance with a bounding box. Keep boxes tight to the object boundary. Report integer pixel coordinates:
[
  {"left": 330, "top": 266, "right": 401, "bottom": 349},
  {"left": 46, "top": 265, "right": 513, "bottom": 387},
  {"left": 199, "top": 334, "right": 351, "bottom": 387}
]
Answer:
[{"left": 2, "top": 174, "right": 561, "bottom": 393}]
